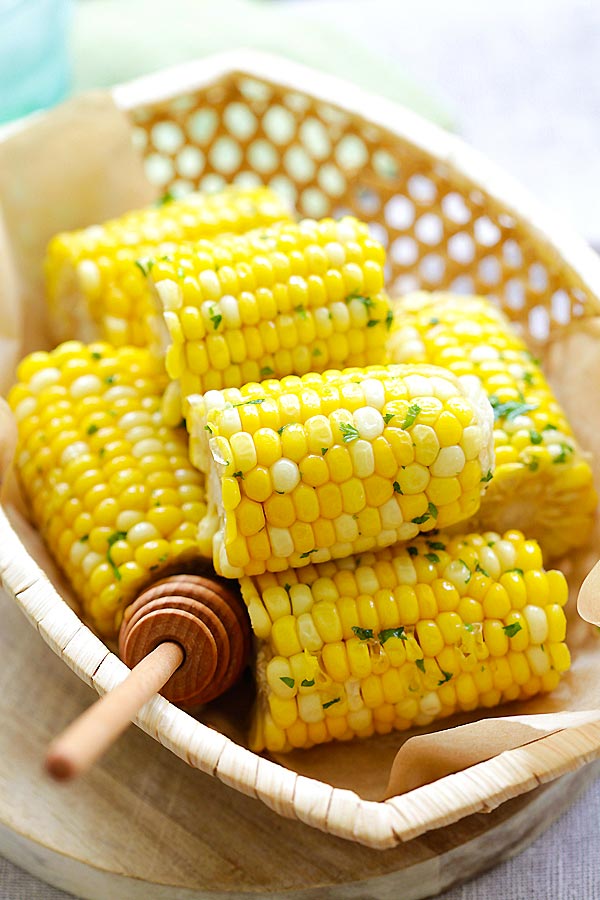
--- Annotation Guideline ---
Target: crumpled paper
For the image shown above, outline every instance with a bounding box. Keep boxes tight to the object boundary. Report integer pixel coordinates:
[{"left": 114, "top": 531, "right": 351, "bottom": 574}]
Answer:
[{"left": 1, "top": 89, "right": 599, "bottom": 802}]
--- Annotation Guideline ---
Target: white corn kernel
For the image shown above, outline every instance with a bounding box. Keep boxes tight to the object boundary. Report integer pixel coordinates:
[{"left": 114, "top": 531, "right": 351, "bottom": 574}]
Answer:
[
  {"left": 156, "top": 279, "right": 182, "bottom": 310},
  {"left": 353, "top": 406, "right": 384, "bottom": 440},
  {"left": 523, "top": 605, "right": 549, "bottom": 644},
  {"left": 431, "top": 446, "right": 466, "bottom": 477},
  {"left": 271, "top": 458, "right": 300, "bottom": 492},
  {"left": 69, "top": 375, "right": 104, "bottom": 399}
]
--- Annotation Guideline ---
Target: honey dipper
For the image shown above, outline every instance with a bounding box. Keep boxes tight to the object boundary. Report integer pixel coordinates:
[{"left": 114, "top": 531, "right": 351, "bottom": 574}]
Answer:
[{"left": 46, "top": 570, "right": 251, "bottom": 780}]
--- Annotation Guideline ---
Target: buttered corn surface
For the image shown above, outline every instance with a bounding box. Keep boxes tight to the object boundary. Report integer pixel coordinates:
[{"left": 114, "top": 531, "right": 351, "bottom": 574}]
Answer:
[
  {"left": 188, "top": 364, "right": 494, "bottom": 578},
  {"left": 9, "top": 343, "right": 208, "bottom": 637},
  {"left": 149, "top": 216, "right": 392, "bottom": 409},
  {"left": 45, "top": 186, "right": 291, "bottom": 349},
  {"left": 388, "top": 292, "right": 596, "bottom": 558},
  {"left": 241, "top": 530, "right": 570, "bottom": 752}
]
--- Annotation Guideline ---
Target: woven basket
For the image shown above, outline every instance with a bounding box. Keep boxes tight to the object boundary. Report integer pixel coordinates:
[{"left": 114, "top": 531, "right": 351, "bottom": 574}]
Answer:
[{"left": 2, "top": 51, "right": 600, "bottom": 851}]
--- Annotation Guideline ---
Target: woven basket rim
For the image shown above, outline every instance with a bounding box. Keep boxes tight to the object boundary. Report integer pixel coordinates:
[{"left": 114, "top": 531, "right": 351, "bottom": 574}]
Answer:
[{"left": 2, "top": 51, "right": 600, "bottom": 850}]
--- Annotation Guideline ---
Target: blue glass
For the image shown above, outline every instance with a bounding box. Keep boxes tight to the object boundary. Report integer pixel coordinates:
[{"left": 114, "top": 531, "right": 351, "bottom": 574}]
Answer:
[{"left": 0, "top": 0, "right": 71, "bottom": 124}]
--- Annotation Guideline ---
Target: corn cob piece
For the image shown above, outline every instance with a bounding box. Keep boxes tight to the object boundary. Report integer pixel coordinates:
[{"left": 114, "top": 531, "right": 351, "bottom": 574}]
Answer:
[
  {"left": 147, "top": 217, "right": 392, "bottom": 407},
  {"left": 387, "top": 292, "right": 596, "bottom": 559},
  {"left": 187, "top": 364, "right": 495, "bottom": 578},
  {"left": 241, "top": 530, "right": 570, "bottom": 751},
  {"left": 45, "top": 186, "right": 292, "bottom": 348},
  {"left": 8, "top": 342, "right": 208, "bottom": 638}
]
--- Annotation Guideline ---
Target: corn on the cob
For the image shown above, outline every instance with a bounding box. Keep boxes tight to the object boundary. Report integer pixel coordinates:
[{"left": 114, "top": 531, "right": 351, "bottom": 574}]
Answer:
[
  {"left": 46, "top": 186, "right": 292, "bottom": 348},
  {"left": 187, "top": 364, "right": 495, "bottom": 578},
  {"left": 8, "top": 342, "right": 208, "bottom": 637},
  {"left": 387, "top": 292, "right": 596, "bottom": 559},
  {"left": 241, "top": 530, "right": 570, "bottom": 751},
  {"left": 148, "top": 217, "right": 392, "bottom": 408}
]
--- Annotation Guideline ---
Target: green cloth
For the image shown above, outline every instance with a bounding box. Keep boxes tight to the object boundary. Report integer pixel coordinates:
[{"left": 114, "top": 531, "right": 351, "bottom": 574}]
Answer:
[{"left": 72, "top": 0, "right": 452, "bottom": 128}]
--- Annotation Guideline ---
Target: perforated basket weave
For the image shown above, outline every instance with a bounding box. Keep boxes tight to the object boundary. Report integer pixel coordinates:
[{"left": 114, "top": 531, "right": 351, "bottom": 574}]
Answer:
[{"left": 2, "top": 51, "right": 600, "bottom": 850}]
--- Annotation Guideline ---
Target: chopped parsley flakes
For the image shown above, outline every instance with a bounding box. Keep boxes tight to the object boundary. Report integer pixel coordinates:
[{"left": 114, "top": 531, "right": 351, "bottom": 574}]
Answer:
[
  {"left": 339, "top": 422, "right": 359, "bottom": 443},
  {"left": 402, "top": 403, "right": 421, "bottom": 429}
]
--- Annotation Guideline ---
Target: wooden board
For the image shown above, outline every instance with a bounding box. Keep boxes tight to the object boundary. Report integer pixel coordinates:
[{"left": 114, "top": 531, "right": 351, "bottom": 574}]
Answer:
[{"left": 1, "top": 582, "right": 598, "bottom": 900}]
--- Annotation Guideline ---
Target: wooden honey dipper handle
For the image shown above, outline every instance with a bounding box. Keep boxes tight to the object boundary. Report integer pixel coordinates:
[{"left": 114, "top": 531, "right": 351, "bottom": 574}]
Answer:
[
  {"left": 45, "top": 574, "right": 251, "bottom": 781},
  {"left": 46, "top": 642, "right": 184, "bottom": 781}
]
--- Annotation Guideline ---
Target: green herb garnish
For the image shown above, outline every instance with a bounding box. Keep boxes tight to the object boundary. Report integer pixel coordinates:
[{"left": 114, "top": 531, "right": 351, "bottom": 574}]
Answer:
[
  {"left": 339, "top": 422, "right": 359, "bottom": 443},
  {"left": 352, "top": 626, "right": 375, "bottom": 641},
  {"left": 233, "top": 398, "right": 265, "bottom": 407},
  {"left": 412, "top": 513, "right": 430, "bottom": 524},
  {"left": 459, "top": 559, "right": 472, "bottom": 583},
  {"left": 383, "top": 413, "right": 395, "bottom": 425},
  {"left": 134, "top": 258, "right": 154, "bottom": 277},
  {"left": 428, "top": 541, "right": 446, "bottom": 551},
  {"left": 260, "top": 366, "right": 274, "bottom": 377},
  {"left": 480, "top": 469, "right": 493, "bottom": 483},
  {"left": 415, "top": 659, "right": 426, "bottom": 673},
  {"left": 301, "top": 678, "right": 315, "bottom": 688},
  {"left": 209, "top": 307, "right": 222, "bottom": 330},
  {"left": 346, "top": 292, "right": 374, "bottom": 310},
  {"left": 438, "top": 670, "right": 453, "bottom": 685},
  {"left": 503, "top": 622, "right": 522, "bottom": 637},
  {"left": 156, "top": 190, "right": 175, "bottom": 206},
  {"left": 475, "top": 563, "right": 490, "bottom": 577},
  {"left": 553, "top": 444, "right": 573, "bottom": 464},
  {"left": 425, "top": 552, "right": 440, "bottom": 564},
  {"left": 402, "top": 403, "right": 421, "bottom": 429},
  {"left": 411, "top": 501, "right": 437, "bottom": 525},
  {"left": 393, "top": 481, "right": 403, "bottom": 494},
  {"left": 378, "top": 627, "right": 407, "bottom": 643},
  {"left": 322, "top": 697, "right": 341, "bottom": 709},
  {"left": 280, "top": 677, "right": 295, "bottom": 689},
  {"left": 106, "top": 530, "right": 127, "bottom": 581},
  {"left": 489, "top": 396, "right": 537, "bottom": 421},
  {"left": 86, "top": 424, "right": 99, "bottom": 436}
]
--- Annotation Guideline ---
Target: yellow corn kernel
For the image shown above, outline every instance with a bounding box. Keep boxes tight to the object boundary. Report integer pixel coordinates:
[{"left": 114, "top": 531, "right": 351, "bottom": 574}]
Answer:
[
  {"left": 46, "top": 187, "right": 292, "bottom": 348},
  {"left": 189, "top": 363, "right": 493, "bottom": 577},
  {"left": 9, "top": 343, "right": 208, "bottom": 639},
  {"left": 387, "top": 291, "right": 596, "bottom": 559},
  {"left": 242, "top": 528, "right": 569, "bottom": 751}
]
